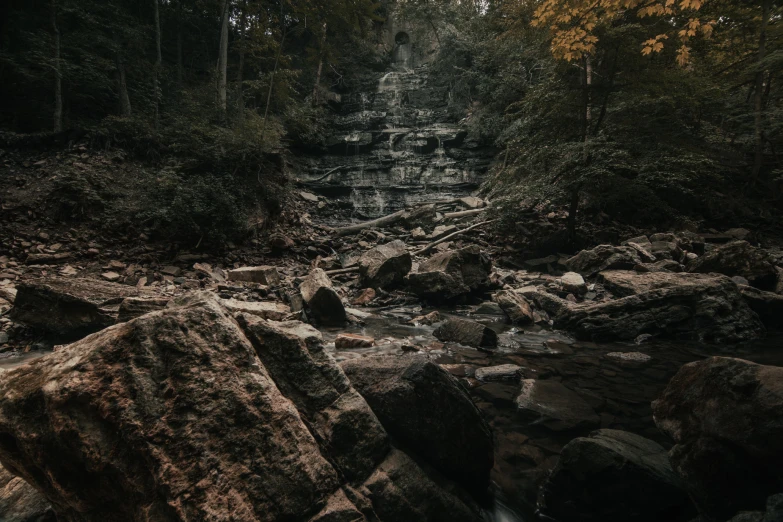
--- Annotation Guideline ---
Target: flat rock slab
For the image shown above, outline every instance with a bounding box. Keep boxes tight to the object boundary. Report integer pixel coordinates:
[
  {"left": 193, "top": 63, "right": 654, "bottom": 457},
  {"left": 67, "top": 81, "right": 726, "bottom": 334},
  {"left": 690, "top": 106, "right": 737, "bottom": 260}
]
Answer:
[
  {"left": 434, "top": 317, "right": 498, "bottom": 348},
  {"left": 516, "top": 379, "right": 600, "bottom": 432},
  {"left": 335, "top": 333, "right": 375, "bottom": 349},
  {"left": 227, "top": 266, "right": 281, "bottom": 286},
  {"left": 10, "top": 277, "right": 155, "bottom": 340},
  {"left": 474, "top": 364, "right": 522, "bottom": 383},
  {"left": 221, "top": 298, "right": 292, "bottom": 321}
]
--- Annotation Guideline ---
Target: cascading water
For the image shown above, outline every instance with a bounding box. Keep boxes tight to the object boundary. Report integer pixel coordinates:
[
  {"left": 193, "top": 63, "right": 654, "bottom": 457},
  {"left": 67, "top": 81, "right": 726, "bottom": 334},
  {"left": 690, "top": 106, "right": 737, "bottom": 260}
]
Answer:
[{"left": 299, "top": 36, "right": 494, "bottom": 222}]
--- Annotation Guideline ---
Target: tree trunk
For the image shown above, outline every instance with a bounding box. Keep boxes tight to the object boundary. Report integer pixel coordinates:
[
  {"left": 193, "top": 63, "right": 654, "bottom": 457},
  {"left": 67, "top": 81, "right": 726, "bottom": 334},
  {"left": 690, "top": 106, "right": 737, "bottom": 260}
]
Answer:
[
  {"left": 114, "top": 32, "right": 132, "bottom": 117},
  {"left": 153, "top": 0, "right": 162, "bottom": 130},
  {"left": 236, "top": 3, "right": 246, "bottom": 123},
  {"left": 177, "top": 0, "right": 184, "bottom": 87},
  {"left": 751, "top": 0, "right": 772, "bottom": 183},
  {"left": 311, "top": 22, "right": 327, "bottom": 104},
  {"left": 51, "top": 0, "right": 63, "bottom": 132},
  {"left": 217, "top": 0, "right": 229, "bottom": 123},
  {"left": 261, "top": 25, "right": 286, "bottom": 139}
]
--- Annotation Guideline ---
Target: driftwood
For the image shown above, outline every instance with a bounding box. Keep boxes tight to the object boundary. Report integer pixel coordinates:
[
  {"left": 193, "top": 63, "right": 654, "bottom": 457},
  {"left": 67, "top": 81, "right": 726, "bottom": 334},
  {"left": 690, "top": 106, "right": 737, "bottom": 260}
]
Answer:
[
  {"left": 309, "top": 165, "right": 346, "bottom": 183},
  {"left": 414, "top": 220, "right": 496, "bottom": 256},
  {"left": 443, "top": 208, "right": 487, "bottom": 220},
  {"left": 332, "top": 209, "right": 408, "bottom": 237}
]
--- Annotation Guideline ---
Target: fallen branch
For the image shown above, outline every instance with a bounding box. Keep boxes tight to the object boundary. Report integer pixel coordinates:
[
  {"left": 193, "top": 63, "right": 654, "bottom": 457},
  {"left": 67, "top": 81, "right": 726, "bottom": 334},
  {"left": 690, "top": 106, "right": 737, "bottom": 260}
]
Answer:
[
  {"left": 443, "top": 208, "right": 487, "bottom": 220},
  {"left": 308, "top": 165, "right": 345, "bottom": 183},
  {"left": 332, "top": 209, "right": 408, "bottom": 237},
  {"left": 325, "top": 266, "right": 360, "bottom": 276},
  {"left": 414, "top": 219, "right": 496, "bottom": 256}
]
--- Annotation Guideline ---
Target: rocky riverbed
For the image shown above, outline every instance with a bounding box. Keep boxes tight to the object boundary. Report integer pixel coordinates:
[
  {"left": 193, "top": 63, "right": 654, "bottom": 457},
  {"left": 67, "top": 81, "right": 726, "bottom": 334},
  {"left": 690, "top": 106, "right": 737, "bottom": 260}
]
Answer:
[{"left": 1, "top": 198, "right": 782, "bottom": 522}]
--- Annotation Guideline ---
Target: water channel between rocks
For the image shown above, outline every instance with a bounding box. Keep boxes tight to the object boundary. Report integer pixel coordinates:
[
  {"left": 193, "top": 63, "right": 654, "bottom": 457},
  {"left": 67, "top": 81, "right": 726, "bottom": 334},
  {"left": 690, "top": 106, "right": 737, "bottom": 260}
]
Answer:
[{"left": 3, "top": 304, "right": 781, "bottom": 522}]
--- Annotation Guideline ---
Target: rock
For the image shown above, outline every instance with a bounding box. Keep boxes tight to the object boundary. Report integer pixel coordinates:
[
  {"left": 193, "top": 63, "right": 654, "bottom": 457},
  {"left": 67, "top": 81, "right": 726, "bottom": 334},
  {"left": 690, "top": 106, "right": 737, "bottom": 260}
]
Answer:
[
  {"left": 431, "top": 225, "right": 458, "bottom": 240},
  {"left": 516, "top": 379, "right": 600, "bottom": 431},
  {"left": 727, "top": 494, "right": 783, "bottom": 522},
  {"left": 10, "top": 277, "right": 153, "bottom": 340},
  {"left": 732, "top": 275, "right": 750, "bottom": 286},
  {"left": 687, "top": 241, "right": 778, "bottom": 291},
  {"left": 335, "top": 333, "right": 375, "bottom": 349},
  {"left": 407, "top": 246, "right": 491, "bottom": 303},
  {"left": 495, "top": 290, "right": 534, "bottom": 325},
  {"left": 341, "top": 356, "right": 494, "bottom": 496},
  {"left": 0, "top": 332, "right": 8, "bottom": 345},
  {"left": 25, "top": 253, "right": 71, "bottom": 265},
  {"left": 434, "top": 317, "right": 498, "bottom": 348},
  {"left": 299, "top": 191, "right": 319, "bottom": 202},
  {"left": 410, "top": 310, "right": 440, "bottom": 325},
  {"left": 626, "top": 241, "right": 656, "bottom": 262},
  {"left": 100, "top": 271, "right": 120, "bottom": 282},
  {"left": 725, "top": 227, "right": 752, "bottom": 240},
  {"left": 193, "top": 262, "right": 226, "bottom": 282},
  {"left": 160, "top": 266, "right": 181, "bottom": 277},
  {"left": 221, "top": 298, "right": 292, "bottom": 321},
  {"left": 400, "top": 205, "right": 437, "bottom": 230},
  {"left": 540, "top": 429, "right": 691, "bottom": 522},
  {"left": 410, "top": 227, "right": 427, "bottom": 239},
  {"left": 560, "top": 271, "right": 587, "bottom": 295},
  {"left": 652, "top": 357, "right": 783, "bottom": 520},
  {"left": 0, "top": 294, "right": 482, "bottom": 522},
  {"left": 358, "top": 240, "right": 412, "bottom": 289},
  {"left": 650, "top": 241, "right": 683, "bottom": 261},
  {"left": 227, "top": 265, "right": 281, "bottom": 286},
  {"left": 263, "top": 319, "right": 324, "bottom": 347},
  {"left": 300, "top": 268, "right": 347, "bottom": 325},
  {"left": 116, "top": 296, "right": 170, "bottom": 322},
  {"left": 474, "top": 364, "right": 522, "bottom": 383},
  {"left": 556, "top": 272, "right": 764, "bottom": 343},
  {"left": 474, "top": 301, "right": 503, "bottom": 315},
  {"left": 269, "top": 233, "right": 295, "bottom": 251},
  {"left": 605, "top": 352, "right": 652, "bottom": 365},
  {"left": 0, "top": 464, "right": 54, "bottom": 522},
  {"left": 565, "top": 245, "right": 643, "bottom": 277},
  {"left": 738, "top": 285, "right": 783, "bottom": 330},
  {"left": 459, "top": 196, "right": 485, "bottom": 209},
  {"left": 351, "top": 288, "right": 376, "bottom": 306}
]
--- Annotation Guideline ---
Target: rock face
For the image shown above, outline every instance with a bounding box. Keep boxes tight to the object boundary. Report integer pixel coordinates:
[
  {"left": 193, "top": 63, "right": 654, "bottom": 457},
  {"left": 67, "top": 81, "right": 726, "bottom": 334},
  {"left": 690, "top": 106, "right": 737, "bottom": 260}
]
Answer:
[
  {"left": 0, "top": 294, "right": 483, "bottom": 522},
  {"left": 433, "top": 317, "right": 498, "bottom": 348},
  {"left": 0, "top": 465, "right": 54, "bottom": 522},
  {"left": 687, "top": 240, "right": 779, "bottom": 291},
  {"left": 341, "top": 356, "right": 494, "bottom": 497},
  {"left": 300, "top": 268, "right": 347, "bottom": 325},
  {"left": 10, "top": 277, "right": 153, "bottom": 339},
  {"left": 565, "top": 245, "right": 643, "bottom": 277},
  {"left": 516, "top": 379, "right": 600, "bottom": 432},
  {"left": 553, "top": 273, "right": 764, "bottom": 343},
  {"left": 227, "top": 265, "right": 281, "bottom": 286},
  {"left": 359, "top": 240, "right": 412, "bottom": 289},
  {"left": 407, "top": 246, "right": 491, "bottom": 303},
  {"left": 540, "top": 430, "right": 692, "bottom": 522},
  {"left": 116, "top": 296, "right": 170, "bottom": 322},
  {"left": 652, "top": 357, "right": 783, "bottom": 521}
]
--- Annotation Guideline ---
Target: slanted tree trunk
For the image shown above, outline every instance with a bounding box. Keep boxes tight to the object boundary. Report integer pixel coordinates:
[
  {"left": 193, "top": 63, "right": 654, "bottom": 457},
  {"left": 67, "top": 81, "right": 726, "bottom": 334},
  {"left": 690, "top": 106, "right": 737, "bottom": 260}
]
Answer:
[
  {"left": 217, "top": 0, "right": 229, "bottom": 123},
  {"left": 51, "top": 0, "right": 63, "bottom": 132},
  {"left": 153, "top": 0, "right": 162, "bottom": 129},
  {"left": 236, "top": 2, "right": 246, "bottom": 123},
  {"left": 751, "top": 0, "right": 772, "bottom": 183},
  {"left": 114, "top": 32, "right": 132, "bottom": 117},
  {"left": 261, "top": 24, "right": 287, "bottom": 138},
  {"left": 569, "top": 54, "right": 593, "bottom": 244}
]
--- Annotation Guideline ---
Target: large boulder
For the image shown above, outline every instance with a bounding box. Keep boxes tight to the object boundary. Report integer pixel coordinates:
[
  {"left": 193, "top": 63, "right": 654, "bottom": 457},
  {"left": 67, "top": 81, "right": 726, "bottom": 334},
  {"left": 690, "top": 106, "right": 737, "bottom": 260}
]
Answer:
[
  {"left": 652, "top": 357, "right": 783, "bottom": 521},
  {"left": 0, "top": 465, "right": 55, "bottom": 522},
  {"left": 406, "top": 246, "right": 491, "bottom": 303},
  {"left": 516, "top": 379, "right": 600, "bottom": 432},
  {"left": 553, "top": 273, "right": 764, "bottom": 343},
  {"left": 359, "top": 240, "right": 412, "bottom": 289},
  {"left": 539, "top": 429, "right": 692, "bottom": 521},
  {"left": 738, "top": 285, "right": 783, "bottom": 330},
  {"left": 687, "top": 241, "right": 779, "bottom": 291},
  {"left": 10, "top": 277, "right": 154, "bottom": 339},
  {"left": 433, "top": 317, "right": 498, "bottom": 348},
  {"left": 565, "top": 245, "right": 643, "bottom": 277},
  {"left": 0, "top": 294, "right": 482, "bottom": 522},
  {"left": 341, "top": 356, "right": 494, "bottom": 497},
  {"left": 300, "top": 268, "right": 347, "bottom": 325}
]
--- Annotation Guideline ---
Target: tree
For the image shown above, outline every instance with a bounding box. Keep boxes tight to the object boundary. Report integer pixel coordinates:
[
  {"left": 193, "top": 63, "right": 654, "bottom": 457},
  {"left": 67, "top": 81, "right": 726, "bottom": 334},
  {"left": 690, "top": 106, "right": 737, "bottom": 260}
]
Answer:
[
  {"left": 217, "top": 0, "right": 229, "bottom": 123},
  {"left": 153, "top": 0, "right": 162, "bottom": 129}
]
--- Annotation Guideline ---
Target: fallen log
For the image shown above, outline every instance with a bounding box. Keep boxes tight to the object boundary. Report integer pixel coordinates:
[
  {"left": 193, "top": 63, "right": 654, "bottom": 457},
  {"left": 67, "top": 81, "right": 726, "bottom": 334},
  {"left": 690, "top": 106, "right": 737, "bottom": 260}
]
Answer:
[
  {"left": 414, "top": 220, "right": 496, "bottom": 256},
  {"left": 325, "top": 266, "right": 360, "bottom": 276},
  {"left": 332, "top": 209, "right": 408, "bottom": 237},
  {"left": 443, "top": 208, "right": 487, "bottom": 220}
]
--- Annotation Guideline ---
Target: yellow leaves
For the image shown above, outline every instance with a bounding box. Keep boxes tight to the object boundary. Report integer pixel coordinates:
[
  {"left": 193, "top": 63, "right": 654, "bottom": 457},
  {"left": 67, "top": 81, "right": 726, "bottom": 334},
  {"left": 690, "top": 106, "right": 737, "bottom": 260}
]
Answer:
[
  {"left": 676, "top": 45, "right": 691, "bottom": 66},
  {"left": 642, "top": 33, "right": 668, "bottom": 55}
]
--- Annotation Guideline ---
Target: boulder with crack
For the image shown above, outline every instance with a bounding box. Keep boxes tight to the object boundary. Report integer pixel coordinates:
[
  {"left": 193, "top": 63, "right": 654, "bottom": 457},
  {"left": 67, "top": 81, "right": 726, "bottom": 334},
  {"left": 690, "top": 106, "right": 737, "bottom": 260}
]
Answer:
[
  {"left": 359, "top": 240, "right": 412, "bottom": 289},
  {"left": 539, "top": 429, "right": 692, "bottom": 521},
  {"left": 406, "top": 246, "right": 491, "bottom": 303},
  {"left": 653, "top": 357, "right": 783, "bottom": 521},
  {"left": 0, "top": 294, "right": 484, "bottom": 522}
]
